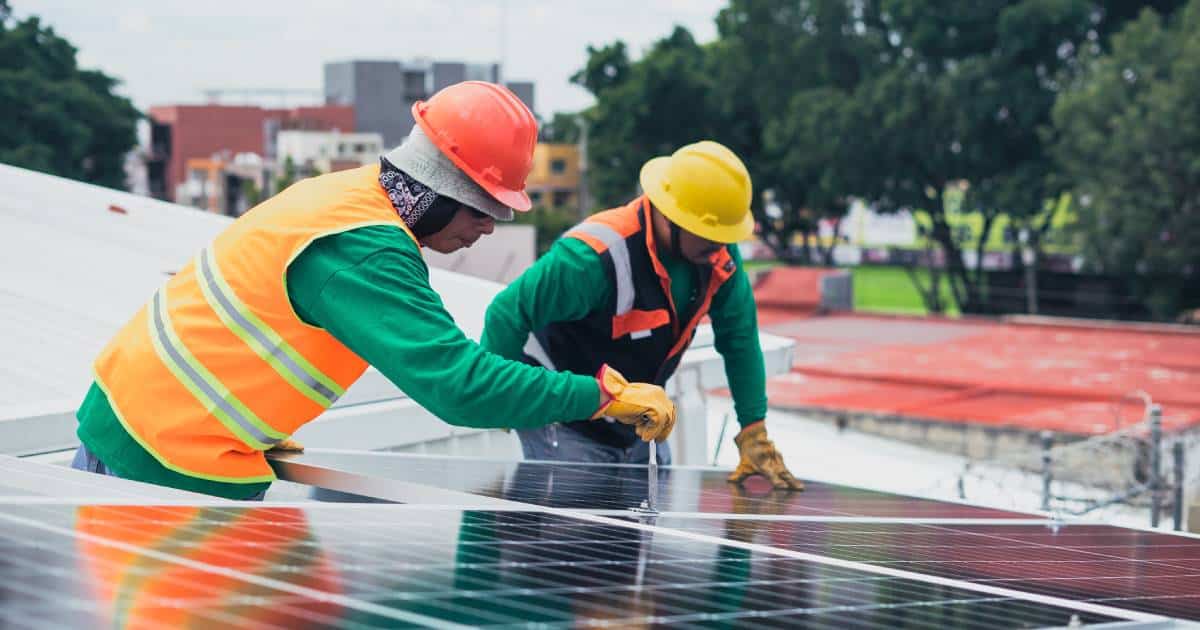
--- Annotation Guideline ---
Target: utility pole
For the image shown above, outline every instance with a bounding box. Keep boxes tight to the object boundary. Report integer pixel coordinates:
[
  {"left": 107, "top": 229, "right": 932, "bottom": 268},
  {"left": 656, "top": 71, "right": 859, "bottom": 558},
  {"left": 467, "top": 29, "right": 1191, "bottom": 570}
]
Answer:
[
  {"left": 1019, "top": 228, "right": 1039, "bottom": 315},
  {"left": 497, "top": 0, "right": 508, "bottom": 83},
  {"left": 576, "top": 116, "right": 590, "bottom": 221}
]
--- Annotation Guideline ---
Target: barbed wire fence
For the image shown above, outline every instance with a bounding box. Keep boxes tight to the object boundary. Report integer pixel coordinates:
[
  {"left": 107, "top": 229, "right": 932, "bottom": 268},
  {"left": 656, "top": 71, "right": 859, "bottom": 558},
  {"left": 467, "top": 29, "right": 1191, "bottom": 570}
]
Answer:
[{"left": 936, "top": 392, "right": 1194, "bottom": 529}]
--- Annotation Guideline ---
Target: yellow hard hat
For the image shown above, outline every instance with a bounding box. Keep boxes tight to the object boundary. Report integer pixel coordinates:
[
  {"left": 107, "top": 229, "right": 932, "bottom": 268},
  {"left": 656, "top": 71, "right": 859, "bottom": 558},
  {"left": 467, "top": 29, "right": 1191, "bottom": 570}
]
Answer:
[{"left": 639, "top": 140, "right": 754, "bottom": 244}]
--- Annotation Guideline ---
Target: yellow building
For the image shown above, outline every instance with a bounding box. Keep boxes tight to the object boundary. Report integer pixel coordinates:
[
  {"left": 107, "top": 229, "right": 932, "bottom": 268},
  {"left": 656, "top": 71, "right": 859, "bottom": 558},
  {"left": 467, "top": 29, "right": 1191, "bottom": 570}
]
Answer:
[{"left": 526, "top": 143, "right": 580, "bottom": 211}]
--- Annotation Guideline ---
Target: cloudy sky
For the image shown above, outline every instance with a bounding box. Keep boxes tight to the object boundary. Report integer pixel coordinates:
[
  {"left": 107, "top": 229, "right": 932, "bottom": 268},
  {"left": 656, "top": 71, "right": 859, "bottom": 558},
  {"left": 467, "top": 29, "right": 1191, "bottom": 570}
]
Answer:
[{"left": 15, "top": 0, "right": 724, "bottom": 116}]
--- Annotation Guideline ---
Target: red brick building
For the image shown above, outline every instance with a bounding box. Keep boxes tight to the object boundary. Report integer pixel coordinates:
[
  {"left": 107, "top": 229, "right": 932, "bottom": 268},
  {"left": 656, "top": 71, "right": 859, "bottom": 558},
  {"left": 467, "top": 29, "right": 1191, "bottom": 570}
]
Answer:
[{"left": 146, "top": 105, "right": 354, "bottom": 202}]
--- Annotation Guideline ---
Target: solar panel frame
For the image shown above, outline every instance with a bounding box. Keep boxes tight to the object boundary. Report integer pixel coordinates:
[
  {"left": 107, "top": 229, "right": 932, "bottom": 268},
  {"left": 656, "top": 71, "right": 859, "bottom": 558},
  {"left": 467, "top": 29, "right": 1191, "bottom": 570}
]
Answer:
[{"left": 270, "top": 449, "right": 1040, "bottom": 520}]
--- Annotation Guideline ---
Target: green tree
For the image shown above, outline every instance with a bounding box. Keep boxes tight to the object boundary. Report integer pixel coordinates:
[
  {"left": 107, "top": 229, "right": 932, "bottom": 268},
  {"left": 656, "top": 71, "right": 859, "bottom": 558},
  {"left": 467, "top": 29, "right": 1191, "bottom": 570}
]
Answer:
[
  {"left": 845, "top": 0, "right": 1183, "bottom": 313},
  {"left": 714, "top": 0, "right": 885, "bottom": 265},
  {"left": 513, "top": 203, "right": 578, "bottom": 256},
  {"left": 273, "top": 155, "right": 299, "bottom": 194},
  {"left": 571, "top": 27, "right": 726, "bottom": 208},
  {"left": 1051, "top": 1, "right": 1200, "bottom": 317},
  {"left": 538, "top": 111, "right": 581, "bottom": 144},
  {"left": 0, "top": 6, "right": 139, "bottom": 189}
]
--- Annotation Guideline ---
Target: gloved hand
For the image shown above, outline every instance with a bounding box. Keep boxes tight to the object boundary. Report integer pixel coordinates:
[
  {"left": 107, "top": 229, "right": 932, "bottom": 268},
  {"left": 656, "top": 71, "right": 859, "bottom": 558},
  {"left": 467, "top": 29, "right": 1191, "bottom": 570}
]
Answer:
[
  {"left": 591, "top": 365, "right": 676, "bottom": 442},
  {"left": 267, "top": 438, "right": 305, "bottom": 453},
  {"left": 727, "top": 421, "right": 803, "bottom": 490}
]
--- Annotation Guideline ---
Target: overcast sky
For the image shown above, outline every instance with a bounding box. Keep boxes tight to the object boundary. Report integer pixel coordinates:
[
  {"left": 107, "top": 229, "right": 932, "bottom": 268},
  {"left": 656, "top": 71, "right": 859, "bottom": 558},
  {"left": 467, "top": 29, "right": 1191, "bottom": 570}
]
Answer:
[{"left": 15, "top": 0, "right": 724, "bottom": 116}]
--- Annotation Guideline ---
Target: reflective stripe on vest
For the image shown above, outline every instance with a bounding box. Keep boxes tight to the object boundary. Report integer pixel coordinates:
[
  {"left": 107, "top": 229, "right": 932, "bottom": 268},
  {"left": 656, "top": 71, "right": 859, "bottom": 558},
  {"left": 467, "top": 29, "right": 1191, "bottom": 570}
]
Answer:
[
  {"left": 570, "top": 222, "right": 635, "bottom": 316},
  {"left": 569, "top": 220, "right": 663, "bottom": 340},
  {"left": 147, "top": 289, "right": 285, "bottom": 450},
  {"left": 196, "top": 247, "right": 345, "bottom": 408}
]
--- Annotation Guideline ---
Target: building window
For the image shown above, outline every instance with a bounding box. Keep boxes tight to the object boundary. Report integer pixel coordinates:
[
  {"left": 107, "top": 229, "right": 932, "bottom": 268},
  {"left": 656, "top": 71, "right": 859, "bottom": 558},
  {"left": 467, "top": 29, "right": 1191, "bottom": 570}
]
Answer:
[
  {"left": 530, "top": 191, "right": 543, "bottom": 204},
  {"left": 553, "top": 191, "right": 573, "bottom": 208},
  {"left": 550, "top": 159, "right": 567, "bottom": 175}
]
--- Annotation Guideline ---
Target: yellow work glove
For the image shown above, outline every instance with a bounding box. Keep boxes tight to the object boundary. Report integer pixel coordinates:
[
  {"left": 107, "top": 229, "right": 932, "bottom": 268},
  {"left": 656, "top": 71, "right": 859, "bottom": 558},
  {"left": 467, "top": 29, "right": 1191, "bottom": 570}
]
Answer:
[
  {"left": 591, "top": 365, "right": 677, "bottom": 442},
  {"left": 267, "top": 438, "right": 305, "bottom": 453},
  {"left": 727, "top": 421, "right": 804, "bottom": 491}
]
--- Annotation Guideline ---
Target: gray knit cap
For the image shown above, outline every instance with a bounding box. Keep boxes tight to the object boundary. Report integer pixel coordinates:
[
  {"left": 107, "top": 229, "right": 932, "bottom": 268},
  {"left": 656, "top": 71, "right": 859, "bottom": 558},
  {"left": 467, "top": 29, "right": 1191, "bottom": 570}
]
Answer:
[{"left": 382, "top": 126, "right": 514, "bottom": 221}]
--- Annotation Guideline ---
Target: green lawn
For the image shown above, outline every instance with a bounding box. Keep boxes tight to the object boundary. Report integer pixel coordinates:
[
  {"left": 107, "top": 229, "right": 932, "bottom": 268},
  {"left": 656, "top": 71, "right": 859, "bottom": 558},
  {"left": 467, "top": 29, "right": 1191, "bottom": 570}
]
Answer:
[
  {"left": 746, "top": 259, "right": 961, "bottom": 316},
  {"left": 852, "top": 266, "right": 960, "bottom": 316}
]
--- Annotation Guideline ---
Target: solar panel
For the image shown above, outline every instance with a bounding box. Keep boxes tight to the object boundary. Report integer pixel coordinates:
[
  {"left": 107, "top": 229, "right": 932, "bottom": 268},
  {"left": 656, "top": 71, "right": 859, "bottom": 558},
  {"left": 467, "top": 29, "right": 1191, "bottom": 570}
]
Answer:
[
  {"left": 0, "top": 502, "right": 1142, "bottom": 629},
  {"left": 272, "top": 450, "right": 1038, "bottom": 520},
  {"left": 0, "top": 455, "right": 209, "bottom": 502},
  {"left": 650, "top": 517, "right": 1200, "bottom": 620}
]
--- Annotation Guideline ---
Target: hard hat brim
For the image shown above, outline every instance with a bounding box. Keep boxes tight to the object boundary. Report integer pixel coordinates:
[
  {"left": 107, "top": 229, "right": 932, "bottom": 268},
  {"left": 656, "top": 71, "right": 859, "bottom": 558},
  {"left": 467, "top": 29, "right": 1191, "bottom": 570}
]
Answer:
[{"left": 639, "top": 157, "right": 755, "bottom": 244}]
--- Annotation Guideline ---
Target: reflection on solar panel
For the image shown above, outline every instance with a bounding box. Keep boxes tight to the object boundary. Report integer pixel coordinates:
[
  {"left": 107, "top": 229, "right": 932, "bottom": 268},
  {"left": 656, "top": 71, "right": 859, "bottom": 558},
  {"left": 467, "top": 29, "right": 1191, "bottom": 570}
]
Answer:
[{"left": 0, "top": 504, "right": 1130, "bottom": 628}]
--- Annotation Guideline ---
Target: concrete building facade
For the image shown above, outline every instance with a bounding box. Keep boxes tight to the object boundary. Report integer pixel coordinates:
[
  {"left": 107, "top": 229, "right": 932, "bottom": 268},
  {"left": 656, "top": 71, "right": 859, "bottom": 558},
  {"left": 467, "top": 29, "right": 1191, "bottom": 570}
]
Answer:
[
  {"left": 526, "top": 143, "right": 581, "bottom": 211},
  {"left": 324, "top": 59, "right": 533, "bottom": 150},
  {"left": 276, "top": 130, "right": 384, "bottom": 175},
  {"left": 146, "top": 104, "right": 354, "bottom": 203}
]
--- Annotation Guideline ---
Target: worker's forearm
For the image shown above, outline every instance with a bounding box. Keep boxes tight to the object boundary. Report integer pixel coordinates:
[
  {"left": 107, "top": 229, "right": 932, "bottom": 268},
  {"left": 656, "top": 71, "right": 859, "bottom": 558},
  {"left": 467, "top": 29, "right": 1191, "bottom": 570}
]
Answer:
[
  {"left": 480, "top": 295, "right": 531, "bottom": 360},
  {"left": 711, "top": 248, "right": 769, "bottom": 426},
  {"left": 376, "top": 319, "right": 602, "bottom": 429},
  {"left": 306, "top": 249, "right": 601, "bottom": 428},
  {"left": 723, "top": 340, "right": 768, "bottom": 426}
]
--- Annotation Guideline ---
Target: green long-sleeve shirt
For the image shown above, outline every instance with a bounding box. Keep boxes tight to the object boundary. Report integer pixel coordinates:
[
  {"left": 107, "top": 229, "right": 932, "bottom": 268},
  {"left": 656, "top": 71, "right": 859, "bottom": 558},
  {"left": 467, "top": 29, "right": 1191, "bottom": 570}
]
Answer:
[
  {"left": 481, "top": 237, "right": 767, "bottom": 428},
  {"left": 77, "top": 225, "right": 601, "bottom": 499}
]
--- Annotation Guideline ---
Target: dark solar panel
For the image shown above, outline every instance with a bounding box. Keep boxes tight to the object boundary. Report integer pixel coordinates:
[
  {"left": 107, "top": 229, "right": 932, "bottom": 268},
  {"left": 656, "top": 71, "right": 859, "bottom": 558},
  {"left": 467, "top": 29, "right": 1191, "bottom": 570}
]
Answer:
[
  {"left": 651, "top": 517, "right": 1200, "bottom": 621},
  {"left": 0, "top": 503, "right": 1129, "bottom": 629},
  {"left": 274, "top": 451, "right": 1037, "bottom": 520}
]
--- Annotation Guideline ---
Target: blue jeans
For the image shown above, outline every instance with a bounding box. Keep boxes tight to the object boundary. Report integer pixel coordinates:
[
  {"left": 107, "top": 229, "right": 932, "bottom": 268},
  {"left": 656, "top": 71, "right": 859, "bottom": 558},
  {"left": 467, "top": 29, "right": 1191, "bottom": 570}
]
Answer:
[
  {"left": 70, "top": 444, "right": 267, "bottom": 501},
  {"left": 516, "top": 423, "right": 671, "bottom": 465},
  {"left": 71, "top": 443, "right": 121, "bottom": 477}
]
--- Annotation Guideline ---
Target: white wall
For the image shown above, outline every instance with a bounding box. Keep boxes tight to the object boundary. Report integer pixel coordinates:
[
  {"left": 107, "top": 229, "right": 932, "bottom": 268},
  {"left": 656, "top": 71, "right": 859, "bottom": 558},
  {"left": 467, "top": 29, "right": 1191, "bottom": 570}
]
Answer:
[
  {"left": 423, "top": 224, "right": 536, "bottom": 285},
  {"left": 276, "top": 130, "right": 384, "bottom": 170}
]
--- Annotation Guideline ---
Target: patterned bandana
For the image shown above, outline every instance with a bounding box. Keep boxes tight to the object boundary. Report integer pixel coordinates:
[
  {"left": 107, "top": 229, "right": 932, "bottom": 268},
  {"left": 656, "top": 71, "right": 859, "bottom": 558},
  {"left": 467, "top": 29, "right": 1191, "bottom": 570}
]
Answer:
[{"left": 379, "top": 157, "right": 438, "bottom": 228}]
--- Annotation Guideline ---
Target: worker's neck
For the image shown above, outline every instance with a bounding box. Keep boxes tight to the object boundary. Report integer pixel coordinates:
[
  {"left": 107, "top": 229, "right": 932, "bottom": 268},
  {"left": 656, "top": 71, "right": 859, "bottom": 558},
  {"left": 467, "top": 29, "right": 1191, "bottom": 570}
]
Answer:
[{"left": 648, "top": 205, "right": 684, "bottom": 264}]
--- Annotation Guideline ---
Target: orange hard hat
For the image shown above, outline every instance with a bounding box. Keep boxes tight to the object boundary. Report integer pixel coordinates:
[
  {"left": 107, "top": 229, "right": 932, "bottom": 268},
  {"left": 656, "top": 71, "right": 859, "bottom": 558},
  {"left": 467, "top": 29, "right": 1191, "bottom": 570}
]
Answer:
[{"left": 411, "top": 81, "right": 538, "bottom": 212}]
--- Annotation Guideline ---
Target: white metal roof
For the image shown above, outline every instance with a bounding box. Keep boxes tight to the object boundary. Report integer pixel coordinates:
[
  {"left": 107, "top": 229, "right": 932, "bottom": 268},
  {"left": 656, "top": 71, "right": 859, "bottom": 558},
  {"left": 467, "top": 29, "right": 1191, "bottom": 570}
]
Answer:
[
  {"left": 0, "top": 163, "right": 793, "bottom": 460},
  {"left": 0, "top": 163, "right": 502, "bottom": 411}
]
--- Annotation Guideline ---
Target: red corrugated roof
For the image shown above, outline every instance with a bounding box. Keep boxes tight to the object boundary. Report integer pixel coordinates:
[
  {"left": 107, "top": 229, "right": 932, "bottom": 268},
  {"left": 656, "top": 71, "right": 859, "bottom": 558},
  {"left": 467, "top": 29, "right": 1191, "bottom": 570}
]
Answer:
[{"left": 750, "top": 306, "right": 1200, "bottom": 435}]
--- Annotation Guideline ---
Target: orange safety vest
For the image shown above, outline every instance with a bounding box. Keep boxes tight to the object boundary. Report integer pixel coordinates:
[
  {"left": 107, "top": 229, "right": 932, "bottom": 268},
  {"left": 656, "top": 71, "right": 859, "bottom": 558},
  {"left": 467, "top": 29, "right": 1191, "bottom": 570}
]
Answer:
[{"left": 94, "top": 164, "right": 417, "bottom": 483}]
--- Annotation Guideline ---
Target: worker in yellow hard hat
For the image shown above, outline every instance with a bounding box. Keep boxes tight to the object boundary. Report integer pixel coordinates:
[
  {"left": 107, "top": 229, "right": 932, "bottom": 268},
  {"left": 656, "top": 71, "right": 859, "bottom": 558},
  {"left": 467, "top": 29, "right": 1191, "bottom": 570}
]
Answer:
[{"left": 482, "top": 141, "right": 801, "bottom": 490}]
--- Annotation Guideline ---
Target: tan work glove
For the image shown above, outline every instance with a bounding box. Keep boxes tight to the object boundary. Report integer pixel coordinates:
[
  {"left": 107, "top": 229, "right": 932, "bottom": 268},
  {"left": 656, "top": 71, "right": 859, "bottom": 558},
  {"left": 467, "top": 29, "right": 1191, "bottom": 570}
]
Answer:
[
  {"left": 267, "top": 438, "right": 305, "bottom": 453},
  {"left": 591, "top": 365, "right": 677, "bottom": 442},
  {"left": 727, "top": 421, "right": 803, "bottom": 490}
]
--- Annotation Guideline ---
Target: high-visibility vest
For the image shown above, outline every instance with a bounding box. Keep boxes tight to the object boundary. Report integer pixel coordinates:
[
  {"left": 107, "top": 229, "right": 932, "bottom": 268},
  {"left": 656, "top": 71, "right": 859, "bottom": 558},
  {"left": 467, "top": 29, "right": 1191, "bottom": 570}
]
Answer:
[{"left": 94, "top": 164, "right": 417, "bottom": 483}]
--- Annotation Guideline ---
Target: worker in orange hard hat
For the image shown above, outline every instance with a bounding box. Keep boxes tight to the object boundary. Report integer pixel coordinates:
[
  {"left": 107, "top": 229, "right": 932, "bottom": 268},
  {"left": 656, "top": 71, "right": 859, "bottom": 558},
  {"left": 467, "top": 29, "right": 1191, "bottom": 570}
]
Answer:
[
  {"left": 482, "top": 141, "right": 801, "bottom": 490},
  {"left": 69, "top": 81, "right": 676, "bottom": 500}
]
